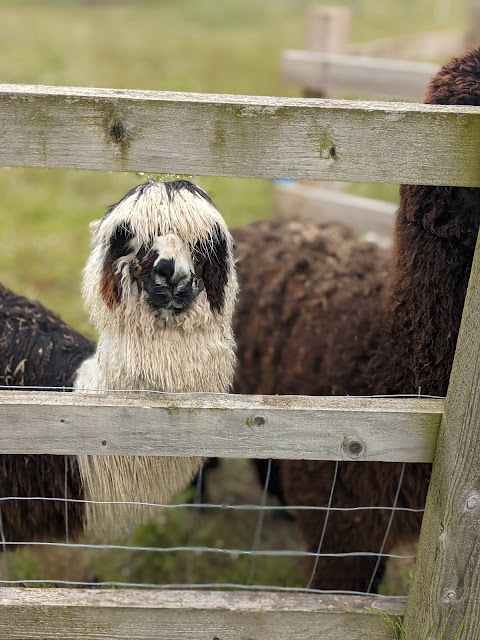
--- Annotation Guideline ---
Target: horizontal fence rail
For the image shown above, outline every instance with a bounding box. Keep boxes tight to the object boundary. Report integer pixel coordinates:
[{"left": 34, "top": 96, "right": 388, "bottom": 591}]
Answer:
[
  {"left": 0, "top": 589, "right": 405, "bottom": 640},
  {"left": 347, "top": 29, "right": 464, "bottom": 60},
  {"left": 282, "top": 51, "right": 439, "bottom": 101},
  {"left": 0, "top": 85, "right": 480, "bottom": 185},
  {"left": 273, "top": 181, "right": 396, "bottom": 239},
  {"left": 0, "top": 392, "right": 443, "bottom": 461}
]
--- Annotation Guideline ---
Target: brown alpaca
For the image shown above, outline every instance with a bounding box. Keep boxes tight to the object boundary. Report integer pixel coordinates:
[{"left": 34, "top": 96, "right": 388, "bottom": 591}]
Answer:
[{"left": 232, "top": 49, "right": 480, "bottom": 592}]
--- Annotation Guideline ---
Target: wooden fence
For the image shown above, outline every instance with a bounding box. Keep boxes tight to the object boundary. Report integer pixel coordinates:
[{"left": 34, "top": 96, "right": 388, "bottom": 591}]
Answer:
[
  {"left": 281, "top": 4, "right": 468, "bottom": 101},
  {"left": 282, "top": 51, "right": 439, "bottom": 102},
  {"left": 274, "top": 4, "right": 470, "bottom": 244},
  {"left": 0, "top": 83, "right": 479, "bottom": 638},
  {"left": 272, "top": 181, "right": 396, "bottom": 244}
]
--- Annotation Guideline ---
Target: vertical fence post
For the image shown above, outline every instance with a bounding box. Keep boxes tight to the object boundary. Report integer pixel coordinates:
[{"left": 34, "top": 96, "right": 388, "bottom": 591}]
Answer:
[
  {"left": 404, "top": 234, "right": 480, "bottom": 637},
  {"left": 304, "top": 5, "right": 351, "bottom": 98}
]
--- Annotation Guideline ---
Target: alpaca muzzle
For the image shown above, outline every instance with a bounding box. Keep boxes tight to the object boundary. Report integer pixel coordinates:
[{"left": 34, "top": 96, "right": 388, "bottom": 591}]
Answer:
[{"left": 144, "top": 256, "right": 199, "bottom": 315}]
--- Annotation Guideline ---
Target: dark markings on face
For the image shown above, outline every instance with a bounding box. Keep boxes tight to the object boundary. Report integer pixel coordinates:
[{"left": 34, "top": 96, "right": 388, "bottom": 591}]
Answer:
[
  {"left": 100, "top": 223, "right": 135, "bottom": 309},
  {"left": 154, "top": 258, "right": 175, "bottom": 281},
  {"left": 136, "top": 250, "right": 196, "bottom": 315},
  {"left": 192, "top": 223, "right": 229, "bottom": 313},
  {"left": 99, "top": 179, "right": 224, "bottom": 311},
  {"left": 134, "top": 251, "right": 157, "bottom": 286},
  {"left": 164, "top": 180, "right": 216, "bottom": 208}
]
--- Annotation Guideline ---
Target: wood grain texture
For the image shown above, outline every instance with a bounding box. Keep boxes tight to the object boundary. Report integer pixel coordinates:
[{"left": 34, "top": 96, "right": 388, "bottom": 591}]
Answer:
[
  {"left": 0, "top": 85, "right": 479, "bottom": 185},
  {"left": 0, "top": 588, "right": 403, "bottom": 640},
  {"left": 0, "top": 392, "right": 442, "bottom": 462},
  {"left": 404, "top": 234, "right": 480, "bottom": 637},
  {"left": 282, "top": 51, "right": 438, "bottom": 101},
  {"left": 272, "top": 181, "right": 396, "bottom": 238}
]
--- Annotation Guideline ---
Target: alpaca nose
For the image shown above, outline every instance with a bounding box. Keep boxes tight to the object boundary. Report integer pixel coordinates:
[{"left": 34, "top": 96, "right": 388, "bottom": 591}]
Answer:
[{"left": 154, "top": 258, "right": 175, "bottom": 282}]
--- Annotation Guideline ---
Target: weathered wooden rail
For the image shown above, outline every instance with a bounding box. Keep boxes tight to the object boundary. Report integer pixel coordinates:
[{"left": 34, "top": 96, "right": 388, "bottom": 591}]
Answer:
[
  {"left": 0, "top": 78, "right": 479, "bottom": 638},
  {"left": 0, "top": 393, "right": 442, "bottom": 461},
  {"left": 0, "top": 85, "right": 480, "bottom": 185},
  {"left": 0, "top": 590, "right": 405, "bottom": 640}
]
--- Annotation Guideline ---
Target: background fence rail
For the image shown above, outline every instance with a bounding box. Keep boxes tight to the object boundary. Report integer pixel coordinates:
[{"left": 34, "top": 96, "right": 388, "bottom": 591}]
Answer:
[
  {"left": 282, "top": 52, "right": 439, "bottom": 101},
  {"left": 272, "top": 181, "right": 396, "bottom": 239}
]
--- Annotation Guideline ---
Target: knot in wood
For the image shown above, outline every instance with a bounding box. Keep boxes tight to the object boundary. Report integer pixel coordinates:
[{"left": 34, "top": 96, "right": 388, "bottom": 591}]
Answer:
[
  {"left": 245, "top": 415, "right": 266, "bottom": 429},
  {"left": 442, "top": 589, "right": 456, "bottom": 603},
  {"left": 466, "top": 494, "right": 479, "bottom": 511},
  {"left": 110, "top": 120, "right": 126, "bottom": 143},
  {"left": 342, "top": 437, "right": 365, "bottom": 459}
]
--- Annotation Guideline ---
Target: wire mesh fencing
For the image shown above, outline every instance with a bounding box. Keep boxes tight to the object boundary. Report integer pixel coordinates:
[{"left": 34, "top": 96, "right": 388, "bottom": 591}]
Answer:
[{"left": 0, "top": 385, "right": 440, "bottom": 598}]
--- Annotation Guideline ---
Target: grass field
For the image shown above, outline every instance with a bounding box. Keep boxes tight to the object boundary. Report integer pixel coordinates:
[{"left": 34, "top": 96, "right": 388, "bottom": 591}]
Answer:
[{"left": 0, "top": 0, "right": 465, "bottom": 592}]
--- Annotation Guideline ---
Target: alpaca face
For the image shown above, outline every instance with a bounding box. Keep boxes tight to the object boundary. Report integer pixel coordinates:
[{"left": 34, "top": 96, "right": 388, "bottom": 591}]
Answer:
[
  {"left": 135, "top": 234, "right": 201, "bottom": 316},
  {"left": 84, "top": 179, "right": 237, "bottom": 329}
]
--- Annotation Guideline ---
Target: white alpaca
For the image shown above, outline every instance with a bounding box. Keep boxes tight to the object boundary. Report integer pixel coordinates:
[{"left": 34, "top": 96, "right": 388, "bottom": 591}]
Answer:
[{"left": 74, "top": 179, "right": 237, "bottom": 536}]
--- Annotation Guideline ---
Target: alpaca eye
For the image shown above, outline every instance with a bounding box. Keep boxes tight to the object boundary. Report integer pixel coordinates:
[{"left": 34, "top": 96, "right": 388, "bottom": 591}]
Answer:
[
  {"left": 194, "top": 261, "right": 203, "bottom": 280},
  {"left": 135, "top": 245, "right": 147, "bottom": 262}
]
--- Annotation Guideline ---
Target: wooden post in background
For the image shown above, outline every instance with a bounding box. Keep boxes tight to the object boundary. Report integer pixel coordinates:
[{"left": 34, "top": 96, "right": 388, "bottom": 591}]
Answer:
[
  {"left": 298, "top": 6, "right": 352, "bottom": 197},
  {"left": 304, "top": 5, "right": 351, "bottom": 98},
  {"left": 404, "top": 233, "right": 480, "bottom": 637},
  {"left": 466, "top": 0, "right": 480, "bottom": 50}
]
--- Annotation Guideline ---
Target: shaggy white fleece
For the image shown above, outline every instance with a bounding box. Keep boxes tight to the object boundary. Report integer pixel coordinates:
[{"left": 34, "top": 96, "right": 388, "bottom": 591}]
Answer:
[{"left": 75, "top": 180, "right": 237, "bottom": 537}]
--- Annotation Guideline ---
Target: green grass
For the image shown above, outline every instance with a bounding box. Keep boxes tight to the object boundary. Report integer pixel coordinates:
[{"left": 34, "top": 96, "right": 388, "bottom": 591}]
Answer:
[{"left": 377, "top": 608, "right": 467, "bottom": 639}]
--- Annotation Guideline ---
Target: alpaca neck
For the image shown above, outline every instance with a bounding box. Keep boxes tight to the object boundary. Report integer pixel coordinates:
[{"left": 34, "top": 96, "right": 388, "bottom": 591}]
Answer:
[
  {"left": 94, "top": 322, "right": 235, "bottom": 394},
  {"left": 381, "top": 185, "right": 479, "bottom": 396}
]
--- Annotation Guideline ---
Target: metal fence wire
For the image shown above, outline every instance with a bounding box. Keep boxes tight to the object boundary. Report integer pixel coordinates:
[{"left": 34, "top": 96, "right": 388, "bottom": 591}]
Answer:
[{"left": 0, "top": 385, "right": 439, "bottom": 597}]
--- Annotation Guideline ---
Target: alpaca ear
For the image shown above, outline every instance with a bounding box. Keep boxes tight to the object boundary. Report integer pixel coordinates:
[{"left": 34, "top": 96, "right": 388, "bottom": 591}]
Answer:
[
  {"left": 100, "top": 223, "right": 135, "bottom": 309},
  {"left": 193, "top": 224, "right": 229, "bottom": 313}
]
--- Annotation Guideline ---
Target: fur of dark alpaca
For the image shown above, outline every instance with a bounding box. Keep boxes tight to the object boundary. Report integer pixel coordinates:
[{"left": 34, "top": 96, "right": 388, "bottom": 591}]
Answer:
[
  {"left": 232, "top": 49, "right": 480, "bottom": 592},
  {"left": 0, "top": 283, "right": 94, "bottom": 543}
]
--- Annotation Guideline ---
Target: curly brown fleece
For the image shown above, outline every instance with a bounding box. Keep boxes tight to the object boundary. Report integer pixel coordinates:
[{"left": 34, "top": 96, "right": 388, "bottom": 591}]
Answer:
[
  {"left": 232, "top": 49, "right": 480, "bottom": 592},
  {"left": 0, "top": 283, "right": 94, "bottom": 543}
]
